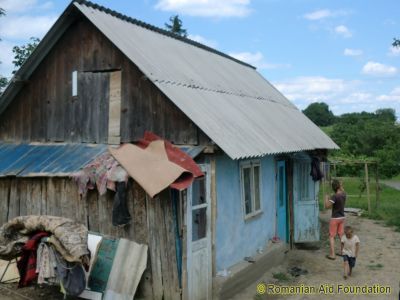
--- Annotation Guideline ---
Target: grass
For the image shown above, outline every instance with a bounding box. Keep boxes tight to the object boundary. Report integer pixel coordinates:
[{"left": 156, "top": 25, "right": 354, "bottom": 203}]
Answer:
[
  {"left": 392, "top": 174, "right": 400, "bottom": 181},
  {"left": 272, "top": 272, "right": 290, "bottom": 282},
  {"left": 367, "top": 263, "right": 384, "bottom": 270},
  {"left": 319, "top": 177, "right": 400, "bottom": 231}
]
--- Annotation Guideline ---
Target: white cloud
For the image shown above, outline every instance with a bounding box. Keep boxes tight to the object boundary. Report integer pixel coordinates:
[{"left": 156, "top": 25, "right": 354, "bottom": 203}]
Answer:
[
  {"left": 0, "top": 40, "right": 14, "bottom": 77},
  {"left": 274, "top": 76, "right": 400, "bottom": 115},
  {"left": 38, "top": 1, "right": 54, "bottom": 10},
  {"left": 377, "top": 87, "right": 400, "bottom": 102},
  {"left": 274, "top": 76, "right": 355, "bottom": 104},
  {"left": 303, "top": 9, "right": 348, "bottom": 21},
  {"left": 272, "top": 76, "right": 378, "bottom": 114},
  {"left": 388, "top": 46, "right": 400, "bottom": 57},
  {"left": 383, "top": 19, "right": 396, "bottom": 26},
  {"left": 188, "top": 34, "right": 217, "bottom": 48},
  {"left": 155, "top": 0, "right": 252, "bottom": 17},
  {"left": 0, "top": 0, "right": 53, "bottom": 14},
  {"left": 303, "top": 9, "right": 332, "bottom": 20},
  {"left": 339, "top": 92, "right": 374, "bottom": 104},
  {"left": 344, "top": 48, "right": 363, "bottom": 56},
  {"left": 362, "top": 61, "right": 397, "bottom": 77},
  {"left": 0, "top": 0, "right": 38, "bottom": 13},
  {"left": 0, "top": 15, "right": 57, "bottom": 40},
  {"left": 229, "top": 51, "right": 290, "bottom": 70},
  {"left": 334, "top": 25, "right": 352, "bottom": 38}
]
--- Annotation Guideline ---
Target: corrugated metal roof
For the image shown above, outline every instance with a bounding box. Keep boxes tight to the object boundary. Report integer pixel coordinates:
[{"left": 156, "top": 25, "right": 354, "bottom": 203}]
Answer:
[
  {"left": 0, "top": 143, "right": 202, "bottom": 177},
  {"left": 74, "top": 1, "right": 338, "bottom": 159},
  {"left": 178, "top": 145, "right": 206, "bottom": 159},
  {"left": 0, "top": 1, "right": 339, "bottom": 160},
  {"left": 0, "top": 143, "right": 107, "bottom": 177}
]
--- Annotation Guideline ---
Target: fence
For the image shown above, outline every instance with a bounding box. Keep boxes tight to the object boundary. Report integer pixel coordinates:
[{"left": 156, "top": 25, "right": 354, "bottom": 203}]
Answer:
[{"left": 320, "top": 160, "right": 380, "bottom": 213}]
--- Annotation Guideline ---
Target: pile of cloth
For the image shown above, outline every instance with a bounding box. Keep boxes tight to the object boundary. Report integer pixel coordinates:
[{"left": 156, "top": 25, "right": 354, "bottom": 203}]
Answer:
[
  {"left": 0, "top": 216, "right": 90, "bottom": 297},
  {"left": 73, "top": 131, "right": 204, "bottom": 227}
]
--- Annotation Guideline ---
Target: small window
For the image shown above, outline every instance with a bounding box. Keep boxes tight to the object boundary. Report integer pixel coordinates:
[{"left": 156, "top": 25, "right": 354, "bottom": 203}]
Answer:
[
  {"left": 298, "top": 163, "right": 311, "bottom": 200},
  {"left": 72, "top": 71, "right": 78, "bottom": 96},
  {"left": 240, "top": 160, "right": 262, "bottom": 218},
  {"left": 191, "top": 174, "right": 208, "bottom": 241}
]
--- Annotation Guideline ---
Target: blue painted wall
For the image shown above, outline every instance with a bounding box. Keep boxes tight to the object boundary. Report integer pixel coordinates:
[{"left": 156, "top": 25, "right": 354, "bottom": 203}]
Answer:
[{"left": 215, "top": 154, "right": 276, "bottom": 271}]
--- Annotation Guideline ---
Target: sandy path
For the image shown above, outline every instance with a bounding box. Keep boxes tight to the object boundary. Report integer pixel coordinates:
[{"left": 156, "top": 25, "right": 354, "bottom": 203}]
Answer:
[
  {"left": 381, "top": 180, "right": 400, "bottom": 191},
  {"left": 231, "top": 210, "right": 400, "bottom": 300}
]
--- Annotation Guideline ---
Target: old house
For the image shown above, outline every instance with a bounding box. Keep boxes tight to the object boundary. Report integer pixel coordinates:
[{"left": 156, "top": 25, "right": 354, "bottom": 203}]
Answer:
[{"left": 0, "top": 0, "right": 338, "bottom": 299}]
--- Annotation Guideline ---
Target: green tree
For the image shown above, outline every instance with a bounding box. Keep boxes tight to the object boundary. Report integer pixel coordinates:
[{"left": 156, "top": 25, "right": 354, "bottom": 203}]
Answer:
[
  {"left": 329, "top": 109, "right": 400, "bottom": 178},
  {"left": 375, "top": 108, "right": 396, "bottom": 123},
  {"left": 302, "top": 102, "right": 335, "bottom": 126},
  {"left": 393, "top": 38, "right": 400, "bottom": 48},
  {"left": 12, "top": 37, "right": 40, "bottom": 74},
  {"left": 165, "top": 15, "right": 187, "bottom": 37}
]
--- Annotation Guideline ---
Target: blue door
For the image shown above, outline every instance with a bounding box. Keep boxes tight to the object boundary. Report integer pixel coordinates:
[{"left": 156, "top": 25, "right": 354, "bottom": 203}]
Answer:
[
  {"left": 276, "top": 160, "right": 287, "bottom": 242},
  {"left": 293, "top": 160, "right": 320, "bottom": 242}
]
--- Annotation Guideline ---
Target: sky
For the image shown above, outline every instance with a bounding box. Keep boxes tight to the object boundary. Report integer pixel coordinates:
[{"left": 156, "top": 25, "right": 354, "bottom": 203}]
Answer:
[{"left": 0, "top": 0, "right": 399, "bottom": 117}]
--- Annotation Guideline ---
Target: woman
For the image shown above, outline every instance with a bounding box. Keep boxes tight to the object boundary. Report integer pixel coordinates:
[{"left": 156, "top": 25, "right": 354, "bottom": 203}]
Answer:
[{"left": 324, "top": 179, "right": 346, "bottom": 260}]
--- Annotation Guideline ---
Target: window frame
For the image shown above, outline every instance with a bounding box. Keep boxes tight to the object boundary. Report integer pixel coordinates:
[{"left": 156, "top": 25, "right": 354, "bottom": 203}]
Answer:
[
  {"left": 240, "top": 160, "right": 263, "bottom": 220},
  {"left": 297, "top": 161, "right": 313, "bottom": 202}
]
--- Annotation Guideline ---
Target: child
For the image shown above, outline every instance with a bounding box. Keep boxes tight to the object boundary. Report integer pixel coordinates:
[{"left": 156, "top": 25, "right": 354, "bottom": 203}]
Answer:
[{"left": 341, "top": 226, "right": 360, "bottom": 279}]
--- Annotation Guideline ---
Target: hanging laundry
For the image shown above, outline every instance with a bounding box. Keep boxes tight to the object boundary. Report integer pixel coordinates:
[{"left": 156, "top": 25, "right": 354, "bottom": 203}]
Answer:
[
  {"left": 310, "top": 156, "right": 324, "bottom": 181},
  {"left": 54, "top": 251, "right": 86, "bottom": 297},
  {"left": 17, "top": 231, "right": 50, "bottom": 287},
  {"left": 112, "top": 181, "right": 131, "bottom": 227},
  {"left": 73, "top": 153, "right": 129, "bottom": 196},
  {"left": 136, "top": 131, "right": 204, "bottom": 190},
  {"left": 36, "top": 241, "right": 58, "bottom": 284},
  {"left": 109, "top": 131, "right": 204, "bottom": 198},
  {"left": 0, "top": 216, "right": 89, "bottom": 263}
]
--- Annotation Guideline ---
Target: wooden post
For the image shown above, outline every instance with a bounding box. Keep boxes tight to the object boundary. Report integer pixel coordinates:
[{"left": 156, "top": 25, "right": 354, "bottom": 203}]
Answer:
[
  {"left": 365, "top": 163, "right": 371, "bottom": 214},
  {"left": 333, "top": 163, "right": 337, "bottom": 178},
  {"left": 321, "top": 162, "right": 326, "bottom": 210},
  {"left": 210, "top": 157, "right": 217, "bottom": 278},
  {"left": 375, "top": 163, "right": 379, "bottom": 209}
]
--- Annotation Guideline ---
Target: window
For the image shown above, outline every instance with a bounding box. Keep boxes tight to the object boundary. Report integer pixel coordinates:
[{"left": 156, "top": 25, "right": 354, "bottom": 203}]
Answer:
[
  {"left": 298, "top": 162, "right": 312, "bottom": 200},
  {"left": 191, "top": 176, "right": 207, "bottom": 241},
  {"left": 240, "top": 161, "right": 262, "bottom": 218},
  {"left": 72, "top": 71, "right": 78, "bottom": 96}
]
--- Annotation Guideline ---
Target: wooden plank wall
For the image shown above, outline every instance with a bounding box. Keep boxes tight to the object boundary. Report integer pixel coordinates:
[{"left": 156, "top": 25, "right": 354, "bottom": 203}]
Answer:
[
  {"left": 108, "top": 71, "right": 122, "bottom": 145},
  {"left": 0, "top": 17, "right": 208, "bottom": 146},
  {"left": 0, "top": 178, "right": 181, "bottom": 300}
]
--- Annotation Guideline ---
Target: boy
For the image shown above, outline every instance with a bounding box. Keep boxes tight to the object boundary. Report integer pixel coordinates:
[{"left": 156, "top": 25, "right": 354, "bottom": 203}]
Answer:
[
  {"left": 341, "top": 226, "right": 360, "bottom": 279},
  {"left": 324, "top": 179, "right": 346, "bottom": 260}
]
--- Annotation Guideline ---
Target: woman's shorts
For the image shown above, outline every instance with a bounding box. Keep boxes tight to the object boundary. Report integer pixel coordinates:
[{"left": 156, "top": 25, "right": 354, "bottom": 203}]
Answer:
[{"left": 329, "top": 218, "right": 344, "bottom": 237}]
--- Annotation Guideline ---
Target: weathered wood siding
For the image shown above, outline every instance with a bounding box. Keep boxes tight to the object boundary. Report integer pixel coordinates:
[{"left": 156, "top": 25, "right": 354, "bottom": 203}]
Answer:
[
  {"left": 0, "top": 177, "right": 180, "bottom": 300},
  {"left": 0, "top": 17, "right": 207, "bottom": 145}
]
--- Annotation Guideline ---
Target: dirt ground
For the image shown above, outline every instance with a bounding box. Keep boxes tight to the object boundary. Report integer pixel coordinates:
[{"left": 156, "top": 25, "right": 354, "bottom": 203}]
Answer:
[
  {"left": 1, "top": 211, "right": 399, "bottom": 300},
  {"left": 0, "top": 283, "right": 68, "bottom": 300},
  {"left": 231, "top": 210, "right": 400, "bottom": 300}
]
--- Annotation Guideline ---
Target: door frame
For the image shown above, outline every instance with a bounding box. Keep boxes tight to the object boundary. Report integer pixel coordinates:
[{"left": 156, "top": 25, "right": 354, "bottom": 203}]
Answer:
[
  {"left": 187, "top": 164, "right": 212, "bottom": 300},
  {"left": 276, "top": 159, "right": 289, "bottom": 242}
]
